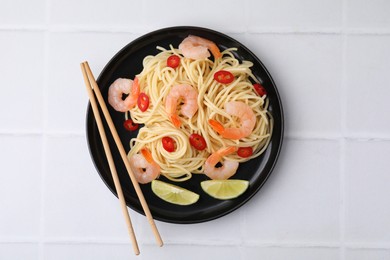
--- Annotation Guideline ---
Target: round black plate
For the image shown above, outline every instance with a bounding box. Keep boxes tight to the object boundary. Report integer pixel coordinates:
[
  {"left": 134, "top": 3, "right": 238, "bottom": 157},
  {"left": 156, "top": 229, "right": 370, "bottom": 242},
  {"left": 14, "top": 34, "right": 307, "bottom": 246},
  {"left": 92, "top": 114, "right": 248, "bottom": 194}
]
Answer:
[{"left": 86, "top": 26, "right": 284, "bottom": 224}]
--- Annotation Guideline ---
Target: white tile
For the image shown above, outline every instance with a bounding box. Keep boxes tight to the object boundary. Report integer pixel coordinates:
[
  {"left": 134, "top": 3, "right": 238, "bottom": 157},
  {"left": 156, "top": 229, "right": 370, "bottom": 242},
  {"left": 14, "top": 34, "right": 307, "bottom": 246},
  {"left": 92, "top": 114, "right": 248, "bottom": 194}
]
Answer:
[
  {"left": 0, "top": 32, "right": 44, "bottom": 132},
  {"left": 246, "top": 0, "right": 342, "bottom": 30},
  {"left": 138, "top": 244, "right": 240, "bottom": 260},
  {"left": 0, "top": 135, "right": 41, "bottom": 238},
  {"left": 43, "top": 243, "right": 131, "bottom": 260},
  {"left": 345, "top": 35, "right": 390, "bottom": 137},
  {"left": 0, "top": 243, "right": 39, "bottom": 260},
  {"left": 346, "top": 248, "right": 390, "bottom": 260},
  {"left": 346, "top": 0, "right": 390, "bottom": 29},
  {"left": 144, "top": 0, "right": 246, "bottom": 33},
  {"left": 242, "top": 139, "right": 340, "bottom": 242},
  {"left": 46, "top": 32, "right": 138, "bottom": 133},
  {"left": 244, "top": 34, "right": 342, "bottom": 136},
  {"left": 44, "top": 135, "right": 142, "bottom": 238},
  {"left": 44, "top": 243, "right": 240, "bottom": 260},
  {"left": 142, "top": 209, "right": 241, "bottom": 245},
  {"left": 0, "top": 0, "right": 45, "bottom": 25},
  {"left": 345, "top": 140, "right": 390, "bottom": 242},
  {"left": 242, "top": 246, "right": 340, "bottom": 260},
  {"left": 49, "top": 0, "right": 143, "bottom": 27}
]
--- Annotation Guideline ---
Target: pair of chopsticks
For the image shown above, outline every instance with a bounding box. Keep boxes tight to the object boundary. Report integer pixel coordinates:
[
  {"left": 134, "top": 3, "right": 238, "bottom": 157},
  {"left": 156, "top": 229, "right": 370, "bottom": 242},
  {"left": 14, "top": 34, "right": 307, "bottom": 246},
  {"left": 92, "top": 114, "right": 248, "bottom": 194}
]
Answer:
[{"left": 81, "top": 62, "right": 163, "bottom": 255}]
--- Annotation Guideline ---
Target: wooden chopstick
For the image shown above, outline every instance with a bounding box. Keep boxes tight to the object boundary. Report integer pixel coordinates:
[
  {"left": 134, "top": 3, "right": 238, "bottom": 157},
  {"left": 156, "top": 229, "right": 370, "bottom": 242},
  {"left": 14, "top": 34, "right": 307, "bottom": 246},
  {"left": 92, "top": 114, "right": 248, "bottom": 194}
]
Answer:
[
  {"left": 81, "top": 63, "right": 140, "bottom": 255},
  {"left": 81, "top": 61, "right": 164, "bottom": 247}
]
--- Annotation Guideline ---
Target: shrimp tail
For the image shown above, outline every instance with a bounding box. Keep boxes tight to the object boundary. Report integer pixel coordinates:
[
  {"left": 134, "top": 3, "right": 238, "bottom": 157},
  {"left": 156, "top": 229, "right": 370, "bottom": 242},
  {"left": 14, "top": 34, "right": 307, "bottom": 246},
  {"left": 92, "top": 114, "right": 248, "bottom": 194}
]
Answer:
[
  {"left": 123, "top": 77, "right": 140, "bottom": 109},
  {"left": 219, "top": 146, "right": 238, "bottom": 156},
  {"left": 132, "top": 77, "right": 140, "bottom": 97},
  {"left": 141, "top": 148, "right": 154, "bottom": 164},
  {"left": 209, "top": 119, "right": 225, "bottom": 135},
  {"left": 209, "top": 45, "right": 222, "bottom": 59},
  {"left": 170, "top": 114, "right": 182, "bottom": 128}
]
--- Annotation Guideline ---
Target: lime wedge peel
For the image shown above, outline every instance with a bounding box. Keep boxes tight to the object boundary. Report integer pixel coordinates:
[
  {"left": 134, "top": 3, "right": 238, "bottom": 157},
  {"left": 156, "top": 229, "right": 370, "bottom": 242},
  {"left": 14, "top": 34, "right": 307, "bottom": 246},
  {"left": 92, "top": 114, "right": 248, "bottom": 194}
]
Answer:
[
  {"left": 201, "top": 180, "right": 249, "bottom": 200},
  {"left": 151, "top": 180, "right": 200, "bottom": 206}
]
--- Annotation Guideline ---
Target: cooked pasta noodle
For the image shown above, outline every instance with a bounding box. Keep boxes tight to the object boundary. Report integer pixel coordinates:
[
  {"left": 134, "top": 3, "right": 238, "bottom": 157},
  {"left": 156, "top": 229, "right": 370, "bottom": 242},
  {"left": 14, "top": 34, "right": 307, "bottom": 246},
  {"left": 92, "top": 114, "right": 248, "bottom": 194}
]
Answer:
[{"left": 125, "top": 45, "right": 273, "bottom": 182}]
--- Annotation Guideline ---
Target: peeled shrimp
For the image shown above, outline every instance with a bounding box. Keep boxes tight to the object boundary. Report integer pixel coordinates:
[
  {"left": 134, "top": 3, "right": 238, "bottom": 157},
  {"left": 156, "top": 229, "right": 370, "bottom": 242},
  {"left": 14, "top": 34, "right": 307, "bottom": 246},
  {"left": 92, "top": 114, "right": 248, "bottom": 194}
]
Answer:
[
  {"left": 108, "top": 77, "right": 140, "bottom": 112},
  {"left": 209, "top": 101, "right": 256, "bottom": 140},
  {"left": 165, "top": 84, "right": 198, "bottom": 128},
  {"left": 179, "top": 35, "right": 222, "bottom": 60},
  {"left": 129, "top": 148, "right": 160, "bottom": 184},
  {"left": 204, "top": 146, "right": 239, "bottom": 180}
]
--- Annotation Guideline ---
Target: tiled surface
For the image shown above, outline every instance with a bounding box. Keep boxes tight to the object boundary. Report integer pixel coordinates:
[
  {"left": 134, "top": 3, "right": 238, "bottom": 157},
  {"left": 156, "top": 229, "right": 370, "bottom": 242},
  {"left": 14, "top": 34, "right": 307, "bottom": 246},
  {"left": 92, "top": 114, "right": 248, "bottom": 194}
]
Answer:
[
  {"left": 345, "top": 248, "right": 390, "bottom": 260},
  {"left": 0, "top": 136, "right": 42, "bottom": 238},
  {"left": 46, "top": 32, "right": 138, "bottom": 133},
  {"left": 242, "top": 246, "right": 340, "bottom": 260},
  {"left": 346, "top": 0, "right": 390, "bottom": 29},
  {"left": 0, "top": 243, "right": 39, "bottom": 260},
  {"left": 44, "top": 244, "right": 241, "bottom": 260},
  {"left": 345, "top": 141, "right": 390, "bottom": 243},
  {"left": 0, "top": 32, "right": 44, "bottom": 132},
  {"left": 243, "top": 139, "right": 340, "bottom": 242},
  {"left": 43, "top": 244, "right": 131, "bottom": 260},
  {"left": 1, "top": 0, "right": 390, "bottom": 259},
  {"left": 49, "top": 0, "right": 143, "bottom": 27},
  {"left": 244, "top": 34, "right": 343, "bottom": 137},
  {"left": 0, "top": 0, "right": 45, "bottom": 25},
  {"left": 43, "top": 135, "right": 136, "bottom": 239},
  {"left": 144, "top": 0, "right": 246, "bottom": 33},
  {"left": 246, "top": 0, "right": 343, "bottom": 31},
  {"left": 345, "top": 35, "right": 390, "bottom": 136}
]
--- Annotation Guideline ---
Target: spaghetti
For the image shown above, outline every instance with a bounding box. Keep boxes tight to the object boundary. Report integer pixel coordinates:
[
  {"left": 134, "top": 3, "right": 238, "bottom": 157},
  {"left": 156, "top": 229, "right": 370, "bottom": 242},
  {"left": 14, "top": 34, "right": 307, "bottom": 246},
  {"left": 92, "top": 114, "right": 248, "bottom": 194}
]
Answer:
[{"left": 121, "top": 38, "right": 273, "bottom": 182}]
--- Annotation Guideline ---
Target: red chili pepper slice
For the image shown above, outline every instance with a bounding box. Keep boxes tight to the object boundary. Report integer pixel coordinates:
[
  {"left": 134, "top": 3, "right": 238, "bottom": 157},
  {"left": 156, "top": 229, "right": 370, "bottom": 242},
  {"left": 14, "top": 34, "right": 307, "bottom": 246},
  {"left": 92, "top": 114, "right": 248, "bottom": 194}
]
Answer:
[
  {"left": 189, "top": 133, "right": 207, "bottom": 151},
  {"left": 123, "top": 119, "right": 139, "bottom": 131},
  {"left": 162, "top": 136, "right": 176, "bottom": 152},
  {"left": 167, "top": 55, "right": 180, "bottom": 69},
  {"left": 253, "top": 83, "right": 267, "bottom": 96},
  {"left": 137, "top": 92, "right": 149, "bottom": 112},
  {"left": 214, "top": 70, "right": 234, "bottom": 84},
  {"left": 237, "top": 147, "right": 253, "bottom": 158}
]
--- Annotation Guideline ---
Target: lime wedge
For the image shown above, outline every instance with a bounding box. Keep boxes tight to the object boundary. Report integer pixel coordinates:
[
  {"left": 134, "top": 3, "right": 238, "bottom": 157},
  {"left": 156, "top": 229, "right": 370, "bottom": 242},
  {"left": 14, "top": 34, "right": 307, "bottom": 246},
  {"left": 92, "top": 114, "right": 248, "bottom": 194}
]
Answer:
[
  {"left": 201, "top": 180, "right": 249, "bottom": 200},
  {"left": 151, "top": 180, "right": 200, "bottom": 206}
]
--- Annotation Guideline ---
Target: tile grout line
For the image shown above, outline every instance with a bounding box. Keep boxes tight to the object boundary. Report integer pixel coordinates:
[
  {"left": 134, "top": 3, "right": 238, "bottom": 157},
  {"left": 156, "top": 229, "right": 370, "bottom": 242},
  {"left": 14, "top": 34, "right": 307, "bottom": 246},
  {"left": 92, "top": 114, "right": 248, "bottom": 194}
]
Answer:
[
  {"left": 2, "top": 237, "right": 390, "bottom": 249},
  {"left": 339, "top": 125, "right": 347, "bottom": 260},
  {"left": 340, "top": 0, "right": 348, "bottom": 259},
  {"left": 38, "top": 37, "right": 48, "bottom": 260},
  {"left": 38, "top": 0, "right": 51, "bottom": 259},
  {"left": 1, "top": 25, "right": 390, "bottom": 35}
]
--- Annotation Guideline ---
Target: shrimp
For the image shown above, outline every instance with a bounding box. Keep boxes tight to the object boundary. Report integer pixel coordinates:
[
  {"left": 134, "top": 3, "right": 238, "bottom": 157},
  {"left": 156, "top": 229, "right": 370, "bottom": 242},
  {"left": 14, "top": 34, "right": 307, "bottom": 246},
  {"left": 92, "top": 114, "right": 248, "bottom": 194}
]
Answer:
[
  {"left": 165, "top": 84, "right": 198, "bottom": 128},
  {"left": 204, "top": 146, "right": 239, "bottom": 180},
  {"left": 129, "top": 148, "right": 160, "bottom": 184},
  {"left": 179, "top": 35, "right": 222, "bottom": 60},
  {"left": 209, "top": 101, "right": 256, "bottom": 140},
  {"left": 108, "top": 77, "right": 140, "bottom": 112}
]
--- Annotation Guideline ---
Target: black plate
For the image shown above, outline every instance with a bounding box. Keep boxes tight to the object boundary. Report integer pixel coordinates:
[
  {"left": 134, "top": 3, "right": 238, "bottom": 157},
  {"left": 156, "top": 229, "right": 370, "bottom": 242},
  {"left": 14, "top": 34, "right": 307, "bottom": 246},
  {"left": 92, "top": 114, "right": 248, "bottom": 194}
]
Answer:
[{"left": 86, "top": 26, "right": 284, "bottom": 224}]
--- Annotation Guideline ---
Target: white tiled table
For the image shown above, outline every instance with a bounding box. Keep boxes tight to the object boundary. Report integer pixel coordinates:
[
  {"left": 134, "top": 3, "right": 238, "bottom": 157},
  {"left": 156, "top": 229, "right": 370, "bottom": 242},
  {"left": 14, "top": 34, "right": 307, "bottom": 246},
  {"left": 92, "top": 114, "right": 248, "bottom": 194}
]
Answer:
[{"left": 1, "top": 0, "right": 390, "bottom": 259}]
